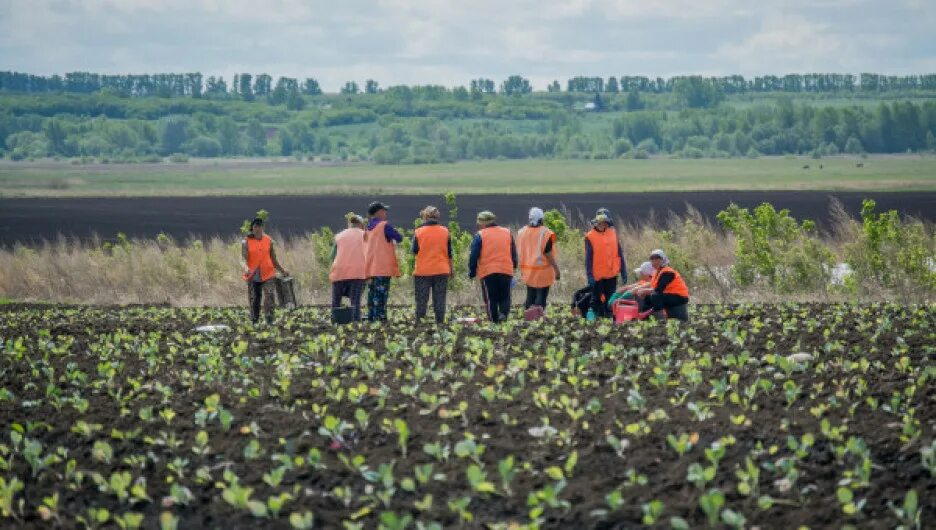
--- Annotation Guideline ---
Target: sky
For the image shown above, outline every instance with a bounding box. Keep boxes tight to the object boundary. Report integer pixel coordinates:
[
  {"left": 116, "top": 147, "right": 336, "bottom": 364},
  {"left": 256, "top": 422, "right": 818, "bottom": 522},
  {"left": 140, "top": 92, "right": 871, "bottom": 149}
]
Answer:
[{"left": 1, "top": 0, "right": 934, "bottom": 92}]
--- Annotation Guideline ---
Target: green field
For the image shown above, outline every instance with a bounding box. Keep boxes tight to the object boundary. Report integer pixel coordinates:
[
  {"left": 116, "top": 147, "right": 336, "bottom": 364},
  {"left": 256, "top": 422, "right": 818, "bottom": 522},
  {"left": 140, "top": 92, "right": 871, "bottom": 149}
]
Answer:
[{"left": 1, "top": 156, "right": 935, "bottom": 198}]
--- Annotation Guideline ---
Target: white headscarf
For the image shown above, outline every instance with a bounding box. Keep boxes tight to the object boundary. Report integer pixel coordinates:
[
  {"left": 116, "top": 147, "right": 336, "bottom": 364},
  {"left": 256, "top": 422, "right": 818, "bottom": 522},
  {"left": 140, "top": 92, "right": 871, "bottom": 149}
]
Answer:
[
  {"left": 528, "top": 207, "right": 545, "bottom": 226},
  {"left": 650, "top": 249, "right": 669, "bottom": 266},
  {"left": 634, "top": 261, "right": 655, "bottom": 278}
]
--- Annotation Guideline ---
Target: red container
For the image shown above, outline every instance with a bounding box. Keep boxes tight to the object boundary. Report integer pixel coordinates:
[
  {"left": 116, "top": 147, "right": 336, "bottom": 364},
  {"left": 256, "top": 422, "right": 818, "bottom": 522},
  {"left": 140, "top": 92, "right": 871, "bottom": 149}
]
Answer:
[{"left": 613, "top": 300, "right": 640, "bottom": 323}]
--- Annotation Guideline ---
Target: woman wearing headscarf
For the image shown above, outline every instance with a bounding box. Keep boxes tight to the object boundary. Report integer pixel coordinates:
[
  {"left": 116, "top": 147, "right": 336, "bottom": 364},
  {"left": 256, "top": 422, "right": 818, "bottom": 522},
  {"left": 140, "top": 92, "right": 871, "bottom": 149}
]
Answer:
[
  {"left": 584, "top": 212, "right": 627, "bottom": 318},
  {"left": 517, "top": 207, "right": 560, "bottom": 310},
  {"left": 329, "top": 213, "right": 367, "bottom": 321},
  {"left": 634, "top": 249, "right": 690, "bottom": 321},
  {"left": 411, "top": 206, "right": 452, "bottom": 324}
]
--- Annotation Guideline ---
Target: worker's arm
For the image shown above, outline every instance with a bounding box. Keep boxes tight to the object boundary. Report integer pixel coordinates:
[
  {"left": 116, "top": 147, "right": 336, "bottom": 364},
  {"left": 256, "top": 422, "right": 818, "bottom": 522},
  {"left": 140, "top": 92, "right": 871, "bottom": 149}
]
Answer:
[
  {"left": 269, "top": 241, "right": 289, "bottom": 276},
  {"left": 544, "top": 235, "right": 560, "bottom": 280},
  {"left": 330, "top": 243, "right": 337, "bottom": 262},
  {"left": 653, "top": 272, "right": 675, "bottom": 294},
  {"left": 510, "top": 236, "right": 518, "bottom": 271},
  {"left": 384, "top": 222, "right": 403, "bottom": 243},
  {"left": 584, "top": 239, "right": 595, "bottom": 285},
  {"left": 617, "top": 240, "right": 627, "bottom": 283},
  {"left": 468, "top": 233, "right": 482, "bottom": 279},
  {"left": 411, "top": 233, "right": 419, "bottom": 254},
  {"left": 241, "top": 239, "right": 250, "bottom": 276}
]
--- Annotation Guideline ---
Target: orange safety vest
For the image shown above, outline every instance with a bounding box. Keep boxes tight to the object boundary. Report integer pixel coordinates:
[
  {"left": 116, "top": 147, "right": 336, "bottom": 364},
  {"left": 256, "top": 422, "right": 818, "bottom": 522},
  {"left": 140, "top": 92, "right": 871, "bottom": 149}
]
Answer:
[
  {"left": 586, "top": 228, "right": 621, "bottom": 281},
  {"left": 517, "top": 225, "right": 557, "bottom": 288},
  {"left": 413, "top": 224, "right": 451, "bottom": 277},
  {"left": 477, "top": 226, "right": 514, "bottom": 279},
  {"left": 244, "top": 234, "right": 276, "bottom": 282},
  {"left": 651, "top": 266, "right": 689, "bottom": 298},
  {"left": 364, "top": 220, "right": 400, "bottom": 278},
  {"left": 330, "top": 228, "right": 366, "bottom": 282}
]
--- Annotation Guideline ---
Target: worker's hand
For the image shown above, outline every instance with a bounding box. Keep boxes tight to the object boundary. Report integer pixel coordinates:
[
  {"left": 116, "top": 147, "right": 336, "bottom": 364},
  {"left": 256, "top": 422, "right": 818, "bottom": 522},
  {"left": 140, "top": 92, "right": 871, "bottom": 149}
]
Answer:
[
  {"left": 555, "top": 271, "right": 561, "bottom": 281},
  {"left": 243, "top": 265, "right": 251, "bottom": 276},
  {"left": 281, "top": 270, "right": 291, "bottom": 278},
  {"left": 587, "top": 278, "right": 595, "bottom": 288}
]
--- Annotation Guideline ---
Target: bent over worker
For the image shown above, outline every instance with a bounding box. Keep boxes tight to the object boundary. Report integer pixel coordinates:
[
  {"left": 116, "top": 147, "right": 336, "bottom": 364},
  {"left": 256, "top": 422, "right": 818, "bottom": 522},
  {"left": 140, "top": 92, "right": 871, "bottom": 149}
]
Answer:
[
  {"left": 364, "top": 201, "right": 402, "bottom": 321},
  {"left": 412, "top": 206, "right": 453, "bottom": 323},
  {"left": 584, "top": 213, "right": 626, "bottom": 318},
  {"left": 330, "top": 213, "right": 367, "bottom": 321},
  {"left": 517, "top": 207, "right": 560, "bottom": 309},
  {"left": 635, "top": 249, "right": 690, "bottom": 321},
  {"left": 468, "top": 210, "right": 518, "bottom": 323},
  {"left": 241, "top": 218, "right": 289, "bottom": 325}
]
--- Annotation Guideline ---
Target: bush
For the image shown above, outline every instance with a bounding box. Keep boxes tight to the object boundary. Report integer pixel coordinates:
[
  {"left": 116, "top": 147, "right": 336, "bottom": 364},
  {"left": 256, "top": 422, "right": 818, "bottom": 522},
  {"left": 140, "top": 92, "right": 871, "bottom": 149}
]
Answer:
[
  {"left": 187, "top": 136, "right": 222, "bottom": 158},
  {"left": 168, "top": 153, "right": 189, "bottom": 163},
  {"left": 613, "top": 138, "right": 633, "bottom": 157},
  {"left": 844, "top": 199, "right": 935, "bottom": 292},
  {"left": 717, "top": 203, "right": 834, "bottom": 293},
  {"left": 636, "top": 138, "right": 659, "bottom": 154}
]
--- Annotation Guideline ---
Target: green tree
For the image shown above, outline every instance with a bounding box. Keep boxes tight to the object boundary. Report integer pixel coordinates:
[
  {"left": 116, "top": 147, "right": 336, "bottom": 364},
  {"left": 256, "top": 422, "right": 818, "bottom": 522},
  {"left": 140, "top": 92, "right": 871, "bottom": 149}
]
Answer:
[
  {"left": 160, "top": 116, "right": 189, "bottom": 154},
  {"left": 341, "top": 81, "right": 360, "bottom": 95},
  {"left": 365, "top": 80, "right": 379, "bottom": 94},
  {"left": 246, "top": 118, "right": 266, "bottom": 155},
  {"left": 303, "top": 78, "right": 322, "bottom": 95},
  {"left": 237, "top": 73, "right": 254, "bottom": 101},
  {"left": 625, "top": 89, "right": 644, "bottom": 111},
  {"left": 217, "top": 116, "right": 241, "bottom": 155},
  {"left": 673, "top": 76, "right": 723, "bottom": 108}
]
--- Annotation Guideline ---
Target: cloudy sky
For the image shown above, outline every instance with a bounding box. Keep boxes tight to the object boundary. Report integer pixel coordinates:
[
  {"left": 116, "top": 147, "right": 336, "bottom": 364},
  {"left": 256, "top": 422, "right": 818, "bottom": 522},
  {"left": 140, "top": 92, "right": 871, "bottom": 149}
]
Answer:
[{"left": 1, "top": 0, "right": 934, "bottom": 91}]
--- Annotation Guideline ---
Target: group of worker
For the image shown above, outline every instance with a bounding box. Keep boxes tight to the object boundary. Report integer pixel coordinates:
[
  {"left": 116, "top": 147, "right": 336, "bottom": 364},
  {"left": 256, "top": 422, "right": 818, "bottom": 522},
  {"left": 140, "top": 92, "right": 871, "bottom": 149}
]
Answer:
[{"left": 241, "top": 201, "right": 690, "bottom": 325}]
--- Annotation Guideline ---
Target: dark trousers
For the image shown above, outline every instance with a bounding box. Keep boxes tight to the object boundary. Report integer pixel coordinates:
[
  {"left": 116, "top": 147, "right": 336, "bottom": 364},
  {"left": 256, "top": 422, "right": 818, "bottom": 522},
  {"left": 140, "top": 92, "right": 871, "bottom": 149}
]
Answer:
[
  {"left": 248, "top": 280, "right": 276, "bottom": 324},
  {"left": 591, "top": 278, "right": 617, "bottom": 318},
  {"left": 331, "top": 279, "right": 365, "bottom": 321},
  {"left": 415, "top": 274, "right": 448, "bottom": 323},
  {"left": 524, "top": 286, "right": 550, "bottom": 309},
  {"left": 481, "top": 273, "right": 512, "bottom": 323},
  {"left": 648, "top": 293, "right": 690, "bottom": 321}
]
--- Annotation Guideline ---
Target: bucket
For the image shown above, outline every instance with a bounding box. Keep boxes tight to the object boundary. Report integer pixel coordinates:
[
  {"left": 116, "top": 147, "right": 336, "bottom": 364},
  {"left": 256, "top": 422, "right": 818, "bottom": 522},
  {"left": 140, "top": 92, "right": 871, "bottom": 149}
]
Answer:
[{"left": 613, "top": 300, "right": 640, "bottom": 323}]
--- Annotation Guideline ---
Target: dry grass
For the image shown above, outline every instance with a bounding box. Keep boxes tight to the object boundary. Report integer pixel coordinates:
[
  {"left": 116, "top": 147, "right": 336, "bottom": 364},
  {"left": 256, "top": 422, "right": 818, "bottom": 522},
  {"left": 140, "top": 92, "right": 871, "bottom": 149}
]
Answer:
[{"left": 0, "top": 212, "right": 930, "bottom": 308}]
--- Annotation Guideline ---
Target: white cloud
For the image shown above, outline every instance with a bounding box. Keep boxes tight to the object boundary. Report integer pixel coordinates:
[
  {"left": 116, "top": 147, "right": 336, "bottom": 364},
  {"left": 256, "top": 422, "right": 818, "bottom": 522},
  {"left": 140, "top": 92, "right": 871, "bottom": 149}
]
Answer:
[{"left": 0, "top": 0, "right": 932, "bottom": 90}]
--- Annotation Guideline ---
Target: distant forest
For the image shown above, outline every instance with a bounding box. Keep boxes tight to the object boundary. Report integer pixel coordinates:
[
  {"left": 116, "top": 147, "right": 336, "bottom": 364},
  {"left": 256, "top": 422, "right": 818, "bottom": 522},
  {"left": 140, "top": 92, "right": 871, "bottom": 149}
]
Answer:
[{"left": 2, "top": 71, "right": 936, "bottom": 163}]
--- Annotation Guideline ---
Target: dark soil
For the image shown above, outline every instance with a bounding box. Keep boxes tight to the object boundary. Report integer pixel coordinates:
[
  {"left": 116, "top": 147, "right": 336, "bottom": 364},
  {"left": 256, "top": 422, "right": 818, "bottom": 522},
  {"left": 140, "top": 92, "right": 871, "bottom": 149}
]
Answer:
[
  {"left": 0, "top": 303, "right": 933, "bottom": 529},
  {"left": 2, "top": 191, "right": 934, "bottom": 246}
]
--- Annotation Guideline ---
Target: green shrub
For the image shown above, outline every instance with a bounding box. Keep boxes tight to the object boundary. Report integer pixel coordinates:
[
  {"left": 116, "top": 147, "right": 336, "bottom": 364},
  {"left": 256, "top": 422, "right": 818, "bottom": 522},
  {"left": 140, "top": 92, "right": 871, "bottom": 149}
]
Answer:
[{"left": 717, "top": 203, "right": 834, "bottom": 293}]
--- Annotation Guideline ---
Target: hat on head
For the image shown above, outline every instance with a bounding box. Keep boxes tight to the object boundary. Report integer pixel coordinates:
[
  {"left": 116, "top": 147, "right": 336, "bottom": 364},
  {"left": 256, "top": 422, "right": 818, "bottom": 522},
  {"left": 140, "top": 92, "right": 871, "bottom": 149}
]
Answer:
[
  {"left": 250, "top": 217, "right": 264, "bottom": 228},
  {"left": 367, "top": 201, "right": 389, "bottom": 216},
  {"left": 477, "top": 210, "right": 496, "bottom": 224},
  {"left": 528, "top": 207, "right": 545, "bottom": 226},
  {"left": 634, "top": 261, "right": 655, "bottom": 277},
  {"left": 649, "top": 249, "right": 669, "bottom": 265},
  {"left": 593, "top": 213, "right": 610, "bottom": 225}
]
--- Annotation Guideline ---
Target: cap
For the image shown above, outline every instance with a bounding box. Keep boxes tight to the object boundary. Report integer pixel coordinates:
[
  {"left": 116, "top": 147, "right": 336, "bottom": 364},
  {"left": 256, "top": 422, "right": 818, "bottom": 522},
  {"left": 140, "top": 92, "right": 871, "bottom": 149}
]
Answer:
[
  {"left": 367, "top": 201, "right": 389, "bottom": 216},
  {"left": 477, "top": 210, "right": 496, "bottom": 223}
]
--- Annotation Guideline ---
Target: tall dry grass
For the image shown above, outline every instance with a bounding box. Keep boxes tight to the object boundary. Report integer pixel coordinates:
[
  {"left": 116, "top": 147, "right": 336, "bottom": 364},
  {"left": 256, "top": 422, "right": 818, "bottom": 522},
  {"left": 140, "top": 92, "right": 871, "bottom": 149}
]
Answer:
[{"left": 0, "top": 208, "right": 931, "bottom": 307}]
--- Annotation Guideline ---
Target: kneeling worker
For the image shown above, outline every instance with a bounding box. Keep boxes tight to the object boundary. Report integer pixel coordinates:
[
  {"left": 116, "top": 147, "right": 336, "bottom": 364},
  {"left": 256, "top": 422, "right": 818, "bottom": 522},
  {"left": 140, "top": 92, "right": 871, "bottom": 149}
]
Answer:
[
  {"left": 241, "top": 217, "right": 289, "bottom": 325},
  {"left": 468, "top": 210, "right": 518, "bottom": 323},
  {"left": 635, "top": 249, "right": 690, "bottom": 321}
]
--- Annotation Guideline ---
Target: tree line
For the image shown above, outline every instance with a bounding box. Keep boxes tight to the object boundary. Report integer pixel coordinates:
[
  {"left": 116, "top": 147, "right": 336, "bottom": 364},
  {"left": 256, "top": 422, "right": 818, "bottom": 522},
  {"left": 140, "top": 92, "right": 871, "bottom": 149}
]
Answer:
[
  {"left": 3, "top": 93, "right": 935, "bottom": 162},
  {"left": 3, "top": 71, "right": 936, "bottom": 100}
]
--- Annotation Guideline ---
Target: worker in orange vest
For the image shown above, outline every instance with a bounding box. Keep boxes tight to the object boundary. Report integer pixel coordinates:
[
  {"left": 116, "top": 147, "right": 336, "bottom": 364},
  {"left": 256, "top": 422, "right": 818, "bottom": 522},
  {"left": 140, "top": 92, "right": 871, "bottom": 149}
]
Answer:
[
  {"left": 635, "top": 249, "right": 690, "bottom": 321},
  {"left": 241, "top": 217, "right": 289, "bottom": 325},
  {"left": 468, "top": 210, "right": 518, "bottom": 323},
  {"left": 364, "top": 201, "right": 402, "bottom": 321},
  {"left": 584, "top": 212, "right": 627, "bottom": 318},
  {"left": 412, "top": 206, "right": 453, "bottom": 324},
  {"left": 517, "top": 207, "right": 560, "bottom": 310},
  {"left": 329, "top": 213, "right": 367, "bottom": 321}
]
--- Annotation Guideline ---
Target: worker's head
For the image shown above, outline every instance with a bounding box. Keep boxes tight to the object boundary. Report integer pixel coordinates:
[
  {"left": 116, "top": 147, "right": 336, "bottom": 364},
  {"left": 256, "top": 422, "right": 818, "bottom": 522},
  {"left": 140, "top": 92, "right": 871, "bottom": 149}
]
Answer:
[
  {"left": 596, "top": 207, "right": 612, "bottom": 220},
  {"left": 421, "top": 206, "right": 441, "bottom": 222},
  {"left": 528, "top": 207, "right": 545, "bottom": 227},
  {"left": 477, "top": 210, "right": 496, "bottom": 228},
  {"left": 649, "top": 249, "right": 669, "bottom": 269},
  {"left": 593, "top": 213, "right": 610, "bottom": 231},
  {"left": 250, "top": 218, "right": 264, "bottom": 238},
  {"left": 368, "top": 201, "right": 389, "bottom": 220},
  {"left": 346, "top": 213, "right": 364, "bottom": 229},
  {"left": 634, "top": 261, "right": 655, "bottom": 280}
]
